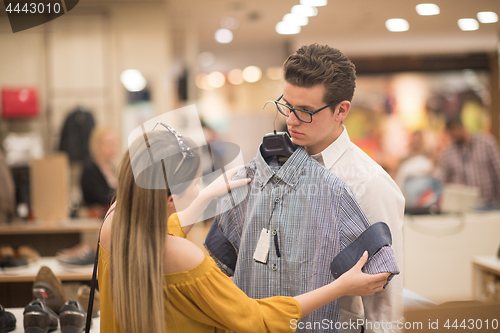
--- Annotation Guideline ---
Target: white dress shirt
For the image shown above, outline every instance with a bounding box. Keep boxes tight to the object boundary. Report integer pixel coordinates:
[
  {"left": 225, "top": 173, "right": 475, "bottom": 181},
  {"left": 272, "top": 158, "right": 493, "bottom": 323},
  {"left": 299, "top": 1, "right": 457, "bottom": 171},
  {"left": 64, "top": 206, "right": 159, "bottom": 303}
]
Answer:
[{"left": 311, "top": 126, "right": 405, "bottom": 333}]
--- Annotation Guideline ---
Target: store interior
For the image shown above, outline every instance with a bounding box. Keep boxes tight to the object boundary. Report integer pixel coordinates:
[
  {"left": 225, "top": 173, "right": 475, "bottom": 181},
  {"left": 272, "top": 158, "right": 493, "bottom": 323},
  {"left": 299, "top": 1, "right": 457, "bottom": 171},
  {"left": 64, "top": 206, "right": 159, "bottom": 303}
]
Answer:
[{"left": 1, "top": 0, "right": 500, "bottom": 332}]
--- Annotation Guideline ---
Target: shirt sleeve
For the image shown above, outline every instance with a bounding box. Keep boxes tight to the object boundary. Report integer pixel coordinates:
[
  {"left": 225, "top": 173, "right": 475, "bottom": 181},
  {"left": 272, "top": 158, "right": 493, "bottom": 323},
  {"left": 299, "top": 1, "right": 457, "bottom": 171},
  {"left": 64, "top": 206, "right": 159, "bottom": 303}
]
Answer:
[
  {"left": 337, "top": 185, "right": 400, "bottom": 280},
  {"left": 350, "top": 174, "right": 405, "bottom": 333},
  {"left": 485, "top": 136, "right": 500, "bottom": 201},
  {"left": 168, "top": 213, "right": 187, "bottom": 238},
  {"left": 204, "top": 166, "right": 253, "bottom": 276},
  {"left": 165, "top": 257, "right": 302, "bottom": 333}
]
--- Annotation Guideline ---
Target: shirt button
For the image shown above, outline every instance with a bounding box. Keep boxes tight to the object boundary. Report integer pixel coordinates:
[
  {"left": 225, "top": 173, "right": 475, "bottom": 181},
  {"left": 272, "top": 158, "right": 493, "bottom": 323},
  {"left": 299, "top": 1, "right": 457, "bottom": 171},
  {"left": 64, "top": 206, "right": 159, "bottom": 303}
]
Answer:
[
  {"left": 272, "top": 230, "right": 277, "bottom": 236},
  {"left": 274, "top": 197, "right": 281, "bottom": 203},
  {"left": 272, "top": 264, "right": 277, "bottom": 271}
]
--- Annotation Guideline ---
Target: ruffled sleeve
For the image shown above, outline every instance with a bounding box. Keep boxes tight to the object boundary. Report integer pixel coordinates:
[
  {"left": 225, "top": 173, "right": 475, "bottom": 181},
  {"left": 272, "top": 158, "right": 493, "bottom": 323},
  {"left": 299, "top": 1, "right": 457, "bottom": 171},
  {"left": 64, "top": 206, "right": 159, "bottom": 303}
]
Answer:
[
  {"left": 164, "top": 256, "right": 302, "bottom": 333},
  {"left": 167, "top": 213, "right": 187, "bottom": 238}
]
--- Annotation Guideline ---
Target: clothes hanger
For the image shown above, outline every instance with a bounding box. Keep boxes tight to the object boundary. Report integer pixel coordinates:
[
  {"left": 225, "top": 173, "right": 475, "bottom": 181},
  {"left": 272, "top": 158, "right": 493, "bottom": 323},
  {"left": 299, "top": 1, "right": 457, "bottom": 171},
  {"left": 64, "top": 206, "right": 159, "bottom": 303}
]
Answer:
[{"left": 260, "top": 111, "right": 297, "bottom": 159}]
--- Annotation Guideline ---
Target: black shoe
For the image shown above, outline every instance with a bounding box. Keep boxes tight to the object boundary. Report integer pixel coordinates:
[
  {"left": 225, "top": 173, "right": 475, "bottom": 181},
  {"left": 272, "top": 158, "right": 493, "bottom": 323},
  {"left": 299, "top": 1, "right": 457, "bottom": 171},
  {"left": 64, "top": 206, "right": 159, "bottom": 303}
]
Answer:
[
  {"left": 59, "top": 300, "right": 86, "bottom": 333},
  {"left": 0, "top": 304, "right": 16, "bottom": 333},
  {"left": 23, "top": 300, "right": 58, "bottom": 333}
]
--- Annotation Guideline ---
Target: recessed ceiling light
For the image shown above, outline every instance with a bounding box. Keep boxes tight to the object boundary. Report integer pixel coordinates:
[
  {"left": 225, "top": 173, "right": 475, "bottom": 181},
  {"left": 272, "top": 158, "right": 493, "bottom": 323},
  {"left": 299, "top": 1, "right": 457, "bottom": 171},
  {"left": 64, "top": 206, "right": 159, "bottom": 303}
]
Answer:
[
  {"left": 477, "top": 11, "right": 498, "bottom": 24},
  {"left": 242, "top": 66, "right": 262, "bottom": 83},
  {"left": 291, "top": 5, "right": 318, "bottom": 17},
  {"left": 220, "top": 17, "right": 240, "bottom": 29},
  {"left": 227, "top": 69, "right": 244, "bottom": 85},
  {"left": 207, "top": 71, "right": 225, "bottom": 88},
  {"left": 300, "top": 0, "right": 327, "bottom": 7},
  {"left": 120, "top": 70, "right": 147, "bottom": 92},
  {"left": 458, "top": 18, "right": 479, "bottom": 31},
  {"left": 214, "top": 29, "right": 233, "bottom": 43},
  {"left": 416, "top": 3, "right": 440, "bottom": 16},
  {"left": 385, "top": 18, "right": 409, "bottom": 32},
  {"left": 283, "top": 13, "right": 309, "bottom": 26},
  {"left": 275, "top": 21, "right": 301, "bottom": 35}
]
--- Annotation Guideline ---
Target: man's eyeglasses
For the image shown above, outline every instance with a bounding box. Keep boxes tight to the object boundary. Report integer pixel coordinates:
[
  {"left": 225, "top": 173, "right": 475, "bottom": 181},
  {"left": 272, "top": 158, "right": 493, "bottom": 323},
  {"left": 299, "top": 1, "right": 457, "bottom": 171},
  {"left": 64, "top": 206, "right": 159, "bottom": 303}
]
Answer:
[
  {"left": 152, "top": 122, "right": 195, "bottom": 174},
  {"left": 263, "top": 94, "right": 338, "bottom": 123}
]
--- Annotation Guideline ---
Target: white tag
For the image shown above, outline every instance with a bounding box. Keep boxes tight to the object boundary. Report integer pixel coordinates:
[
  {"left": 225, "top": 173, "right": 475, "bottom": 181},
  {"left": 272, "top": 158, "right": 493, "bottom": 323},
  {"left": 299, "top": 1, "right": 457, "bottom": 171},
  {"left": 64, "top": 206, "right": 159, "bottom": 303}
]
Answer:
[{"left": 253, "top": 228, "right": 271, "bottom": 264}]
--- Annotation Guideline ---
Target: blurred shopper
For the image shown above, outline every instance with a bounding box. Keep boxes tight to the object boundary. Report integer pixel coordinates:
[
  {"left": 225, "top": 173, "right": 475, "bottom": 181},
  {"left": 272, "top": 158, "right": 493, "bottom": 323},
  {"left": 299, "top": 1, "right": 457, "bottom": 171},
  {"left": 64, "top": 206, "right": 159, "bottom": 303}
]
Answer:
[
  {"left": 0, "top": 150, "right": 15, "bottom": 222},
  {"left": 440, "top": 116, "right": 500, "bottom": 209},
  {"left": 207, "top": 44, "right": 404, "bottom": 333},
  {"left": 80, "top": 126, "right": 119, "bottom": 213},
  {"left": 395, "top": 131, "right": 442, "bottom": 212},
  {"left": 97, "top": 128, "right": 388, "bottom": 333}
]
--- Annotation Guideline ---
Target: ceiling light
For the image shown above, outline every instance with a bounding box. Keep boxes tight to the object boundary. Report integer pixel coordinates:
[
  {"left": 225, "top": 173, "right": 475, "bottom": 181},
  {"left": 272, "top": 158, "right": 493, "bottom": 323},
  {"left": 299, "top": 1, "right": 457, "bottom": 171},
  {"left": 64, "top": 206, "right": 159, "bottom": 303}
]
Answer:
[
  {"left": 385, "top": 19, "right": 409, "bottom": 32},
  {"left": 195, "top": 73, "right": 213, "bottom": 91},
  {"left": 300, "top": 0, "right": 327, "bottom": 7},
  {"left": 120, "top": 69, "right": 147, "bottom": 92},
  {"left": 283, "top": 13, "right": 309, "bottom": 26},
  {"left": 214, "top": 29, "right": 233, "bottom": 43},
  {"left": 242, "top": 66, "right": 262, "bottom": 83},
  {"left": 266, "top": 67, "right": 283, "bottom": 81},
  {"left": 220, "top": 16, "right": 240, "bottom": 29},
  {"left": 416, "top": 3, "right": 440, "bottom": 16},
  {"left": 275, "top": 21, "right": 301, "bottom": 35},
  {"left": 207, "top": 71, "right": 225, "bottom": 88},
  {"left": 227, "top": 69, "right": 244, "bottom": 85},
  {"left": 458, "top": 18, "right": 479, "bottom": 31},
  {"left": 291, "top": 5, "right": 318, "bottom": 17},
  {"left": 477, "top": 11, "right": 498, "bottom": 24},
  {"left": 198, "top": 52, "right": 215, "bottom": 67}
]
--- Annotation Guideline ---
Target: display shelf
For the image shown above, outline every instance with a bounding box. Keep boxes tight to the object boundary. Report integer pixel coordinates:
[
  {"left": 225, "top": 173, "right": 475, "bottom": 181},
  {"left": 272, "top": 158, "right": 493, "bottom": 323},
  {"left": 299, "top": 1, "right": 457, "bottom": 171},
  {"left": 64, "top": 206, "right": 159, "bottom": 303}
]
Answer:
[
  {"left": 472, "top": 255, "right": 500, "bottom": 303},
  {"left": 0, "top": 257, "right": 93, "bottom": 283},
  {"left": 0, "top": 218, "right": 102, "bottom": 235}
]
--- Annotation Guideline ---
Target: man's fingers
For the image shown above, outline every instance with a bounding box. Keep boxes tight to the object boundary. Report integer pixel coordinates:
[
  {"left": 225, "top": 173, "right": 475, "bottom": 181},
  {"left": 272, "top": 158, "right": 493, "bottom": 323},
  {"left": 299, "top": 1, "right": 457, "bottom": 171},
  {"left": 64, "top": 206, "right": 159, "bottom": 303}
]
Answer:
[{"left": 227, "top": 178, "right": 251, "bottom": 191}]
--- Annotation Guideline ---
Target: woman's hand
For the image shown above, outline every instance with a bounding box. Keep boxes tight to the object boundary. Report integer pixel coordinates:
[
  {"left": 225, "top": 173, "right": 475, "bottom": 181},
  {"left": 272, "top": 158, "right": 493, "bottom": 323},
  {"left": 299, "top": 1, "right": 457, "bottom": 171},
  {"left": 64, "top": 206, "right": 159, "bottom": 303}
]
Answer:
[
  {"left": 202, "top": 165, "right": 251, "bottom": 200},
  {"left": 334, "top": 251, "right": 390, "bottom": 297}
]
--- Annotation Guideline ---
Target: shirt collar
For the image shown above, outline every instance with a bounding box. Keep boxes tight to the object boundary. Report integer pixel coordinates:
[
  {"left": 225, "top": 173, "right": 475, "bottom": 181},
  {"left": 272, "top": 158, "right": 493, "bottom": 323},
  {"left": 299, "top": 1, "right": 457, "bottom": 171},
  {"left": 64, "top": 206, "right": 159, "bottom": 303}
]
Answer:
[
  {"left": 254, "top": 145, "right": 309, "bottom": 188},
  {"left": 311, "top": 126, "right": 350, "bottom": 170}
]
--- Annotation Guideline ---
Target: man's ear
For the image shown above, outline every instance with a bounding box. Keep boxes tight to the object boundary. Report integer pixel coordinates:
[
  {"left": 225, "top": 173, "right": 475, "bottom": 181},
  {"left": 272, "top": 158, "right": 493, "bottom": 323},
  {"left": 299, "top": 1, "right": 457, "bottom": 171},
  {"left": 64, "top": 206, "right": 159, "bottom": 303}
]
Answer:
[
  {"left": 335, "top": 101, "right": 351, "bottom": 123},
  {"left": 167, "top": 194, "right": 175, "bottom": 208}
]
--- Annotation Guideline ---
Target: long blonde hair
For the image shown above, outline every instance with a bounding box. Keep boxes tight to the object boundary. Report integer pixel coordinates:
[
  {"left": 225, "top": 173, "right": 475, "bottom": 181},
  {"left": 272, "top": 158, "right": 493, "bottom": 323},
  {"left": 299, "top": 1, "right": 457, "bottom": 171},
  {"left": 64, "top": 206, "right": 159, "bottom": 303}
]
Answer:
[{"left": 110, "top": 130, "right": 200, "bottom": 333}]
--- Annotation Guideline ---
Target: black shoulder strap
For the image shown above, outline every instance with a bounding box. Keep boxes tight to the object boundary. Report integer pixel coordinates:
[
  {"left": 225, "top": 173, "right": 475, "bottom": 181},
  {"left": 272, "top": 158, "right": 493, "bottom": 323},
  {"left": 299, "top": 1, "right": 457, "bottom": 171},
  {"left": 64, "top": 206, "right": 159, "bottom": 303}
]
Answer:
[{"left": 85, "top": 206, "right": 115, "bottom": 333}]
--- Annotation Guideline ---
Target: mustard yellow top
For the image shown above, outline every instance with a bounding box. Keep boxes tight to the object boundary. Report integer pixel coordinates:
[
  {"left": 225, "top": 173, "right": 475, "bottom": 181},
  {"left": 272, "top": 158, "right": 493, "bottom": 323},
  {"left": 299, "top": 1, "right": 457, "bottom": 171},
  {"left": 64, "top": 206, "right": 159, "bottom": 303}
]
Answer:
[{"left": 98, "top": 214, "right": 302, "bottom": 333}]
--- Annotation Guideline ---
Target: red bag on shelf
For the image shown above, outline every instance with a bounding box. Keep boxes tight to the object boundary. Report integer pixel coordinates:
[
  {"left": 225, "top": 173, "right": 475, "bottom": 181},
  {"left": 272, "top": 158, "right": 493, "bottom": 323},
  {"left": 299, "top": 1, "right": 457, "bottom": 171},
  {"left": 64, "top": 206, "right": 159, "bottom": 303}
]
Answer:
[{"left": 1, "top": 87, "right": 39, "bottom": 119}]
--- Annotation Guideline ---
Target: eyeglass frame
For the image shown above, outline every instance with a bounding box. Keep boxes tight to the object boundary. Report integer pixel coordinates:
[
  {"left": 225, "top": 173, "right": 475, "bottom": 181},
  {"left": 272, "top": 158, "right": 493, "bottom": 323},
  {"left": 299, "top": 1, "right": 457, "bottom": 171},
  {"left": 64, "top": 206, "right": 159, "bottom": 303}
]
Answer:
[
  {"left": 263, "top": 94, "right": 339, "bottom": 123},
  {"left": 151, "top": 122, "right": 195, "bottom": 174}
]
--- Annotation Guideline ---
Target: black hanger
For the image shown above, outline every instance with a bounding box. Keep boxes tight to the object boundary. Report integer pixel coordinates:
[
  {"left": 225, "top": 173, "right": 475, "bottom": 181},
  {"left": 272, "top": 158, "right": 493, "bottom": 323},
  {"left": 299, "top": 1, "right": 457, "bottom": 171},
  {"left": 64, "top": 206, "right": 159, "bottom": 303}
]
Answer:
[{"left": 260, "top": 130, "right": 297, "bottom": 159}]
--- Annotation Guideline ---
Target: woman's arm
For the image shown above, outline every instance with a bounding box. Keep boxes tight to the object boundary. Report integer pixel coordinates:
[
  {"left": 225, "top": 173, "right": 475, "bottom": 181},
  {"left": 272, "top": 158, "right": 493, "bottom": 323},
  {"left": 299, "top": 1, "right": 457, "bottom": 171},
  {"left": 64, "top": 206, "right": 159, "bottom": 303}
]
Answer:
[
  {"left": 177, "top": 166, "right": 250, "bottom": 233},
  {"left": 293, "top": 251, "right": 389, "bottom": 317}
]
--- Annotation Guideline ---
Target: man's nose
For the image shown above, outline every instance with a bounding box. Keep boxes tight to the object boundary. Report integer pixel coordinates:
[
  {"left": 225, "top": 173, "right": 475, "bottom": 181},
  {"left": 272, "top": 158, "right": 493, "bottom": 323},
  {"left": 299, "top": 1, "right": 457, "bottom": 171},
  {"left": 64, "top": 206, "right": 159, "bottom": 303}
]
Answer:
[{"left": 286, "top": 110, "right": 301, "bottom": 126}]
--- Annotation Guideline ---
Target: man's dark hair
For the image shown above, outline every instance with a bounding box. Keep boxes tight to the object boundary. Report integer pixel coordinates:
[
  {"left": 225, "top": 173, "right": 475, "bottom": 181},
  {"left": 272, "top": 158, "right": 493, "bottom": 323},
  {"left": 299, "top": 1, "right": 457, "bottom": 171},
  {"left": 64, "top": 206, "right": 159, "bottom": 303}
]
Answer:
[
  {"left": 283, "top": 44, "right": 356, "bottom": 105},
  {"left": 445, "top": 115, "right": 463, "bottom": 130}
]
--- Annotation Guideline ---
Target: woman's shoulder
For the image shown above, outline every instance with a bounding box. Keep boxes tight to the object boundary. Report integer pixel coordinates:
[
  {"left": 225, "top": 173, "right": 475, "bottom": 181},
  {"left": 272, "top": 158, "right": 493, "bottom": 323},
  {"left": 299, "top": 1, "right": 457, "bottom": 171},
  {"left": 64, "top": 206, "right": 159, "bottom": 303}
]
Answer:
[{"left": 164, "top": 235, "right": 205, "bottom": 274}]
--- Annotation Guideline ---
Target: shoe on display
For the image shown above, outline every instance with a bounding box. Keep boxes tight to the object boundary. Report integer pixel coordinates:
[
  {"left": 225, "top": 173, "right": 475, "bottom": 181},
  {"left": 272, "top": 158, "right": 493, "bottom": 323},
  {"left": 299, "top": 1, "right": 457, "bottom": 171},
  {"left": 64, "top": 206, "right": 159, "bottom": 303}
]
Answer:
[
  {"left": 33, "top": 266, "right": 67, "bottom": 315},
  {"left": 23, "top": 299, "right": 59, "bottom": 333},
  {"left": 56, "top": 245, "right": 95, "bottom": 266},
  {"left": 77, "top": 285, "right": 100, "bottom": 318},
  {"left": 18, "top": 245, "right": 40, "bottom": 264},
  {"left": 0, "top": 304, "right": 16, "bottom": 333},
  {"left": 0, "top": 245, "right": 28, "bottom": 270},
  {"left": 59, "top": 300, "right": 86, "bottom": 333}
]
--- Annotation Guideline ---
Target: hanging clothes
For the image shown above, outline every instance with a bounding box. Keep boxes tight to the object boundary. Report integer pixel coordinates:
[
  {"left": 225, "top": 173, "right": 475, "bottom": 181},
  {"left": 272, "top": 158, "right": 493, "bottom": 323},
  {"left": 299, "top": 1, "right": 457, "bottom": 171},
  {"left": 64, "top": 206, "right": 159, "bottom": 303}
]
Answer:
[
  {"left": 205, "top": 146, "right": 399, "bottom": 333},
  {"left": 59, "top": 107, "right": 95, "bottom": 162}
]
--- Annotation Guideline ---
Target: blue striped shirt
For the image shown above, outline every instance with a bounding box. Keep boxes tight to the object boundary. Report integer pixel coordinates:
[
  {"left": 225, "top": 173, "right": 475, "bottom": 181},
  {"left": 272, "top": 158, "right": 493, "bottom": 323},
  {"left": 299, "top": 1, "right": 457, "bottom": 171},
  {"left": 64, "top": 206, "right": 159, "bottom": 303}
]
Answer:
[{"left": 206, "top": 146, "right": 399, "bottom": 332}]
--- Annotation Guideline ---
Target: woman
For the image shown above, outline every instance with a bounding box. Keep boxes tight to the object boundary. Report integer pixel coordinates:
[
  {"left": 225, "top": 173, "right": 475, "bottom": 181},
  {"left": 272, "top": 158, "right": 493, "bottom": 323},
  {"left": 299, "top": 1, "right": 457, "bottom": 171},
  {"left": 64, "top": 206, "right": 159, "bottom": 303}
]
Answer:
[{"left": 98, "top": 126, "right": 388, "bottom": 333}]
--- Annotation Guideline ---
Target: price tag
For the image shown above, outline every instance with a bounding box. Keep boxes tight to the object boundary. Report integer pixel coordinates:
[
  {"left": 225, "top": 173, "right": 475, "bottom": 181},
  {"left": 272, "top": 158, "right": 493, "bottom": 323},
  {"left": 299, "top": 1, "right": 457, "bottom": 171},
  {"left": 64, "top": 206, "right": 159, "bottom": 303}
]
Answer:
[{"left": 253, "top": 228, "right": 271, "bottom": 263}]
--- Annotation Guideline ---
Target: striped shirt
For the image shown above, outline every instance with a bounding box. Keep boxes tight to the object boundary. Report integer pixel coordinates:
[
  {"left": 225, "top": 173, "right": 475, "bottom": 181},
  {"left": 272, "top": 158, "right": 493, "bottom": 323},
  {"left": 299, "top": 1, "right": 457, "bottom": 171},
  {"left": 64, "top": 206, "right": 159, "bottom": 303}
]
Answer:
[
  {"left": 440, "top": 135, "right": 500, "bottom": 205},
  {"left": 206, "top": 146, "right": 399, "bottom": 332}
]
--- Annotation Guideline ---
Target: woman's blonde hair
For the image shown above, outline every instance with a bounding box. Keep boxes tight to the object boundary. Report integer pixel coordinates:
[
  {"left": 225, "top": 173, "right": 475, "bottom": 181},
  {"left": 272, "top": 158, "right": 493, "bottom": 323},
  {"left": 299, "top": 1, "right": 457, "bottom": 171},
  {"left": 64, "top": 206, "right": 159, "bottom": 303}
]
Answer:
[
  {"left": 89, "top": 126, "right": 117, "bottom": 160},
  {"left": 110, "top": 130, "right": 200, "bottom": 333}
]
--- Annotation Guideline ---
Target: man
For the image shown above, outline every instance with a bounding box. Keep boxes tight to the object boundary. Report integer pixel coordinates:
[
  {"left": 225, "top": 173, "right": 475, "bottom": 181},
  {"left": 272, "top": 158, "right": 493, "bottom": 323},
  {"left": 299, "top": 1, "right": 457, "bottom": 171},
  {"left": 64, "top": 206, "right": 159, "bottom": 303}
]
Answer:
[
  {"left": 440, "top": 116, "right": 500, "bottom": 209},
  {"left": 207, "top": 44, "right": 404, "bottom": 332},
  {"left": 279, "top": 44, "right": 404, "bottom": 332}
]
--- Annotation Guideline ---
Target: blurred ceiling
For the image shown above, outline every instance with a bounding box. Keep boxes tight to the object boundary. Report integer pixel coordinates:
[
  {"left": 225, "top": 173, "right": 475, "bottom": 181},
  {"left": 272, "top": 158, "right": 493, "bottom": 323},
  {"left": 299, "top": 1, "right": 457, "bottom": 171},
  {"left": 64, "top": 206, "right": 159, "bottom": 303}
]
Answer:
[{"left": 167, "top": 0, "right": 500, "bottom": 57}]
